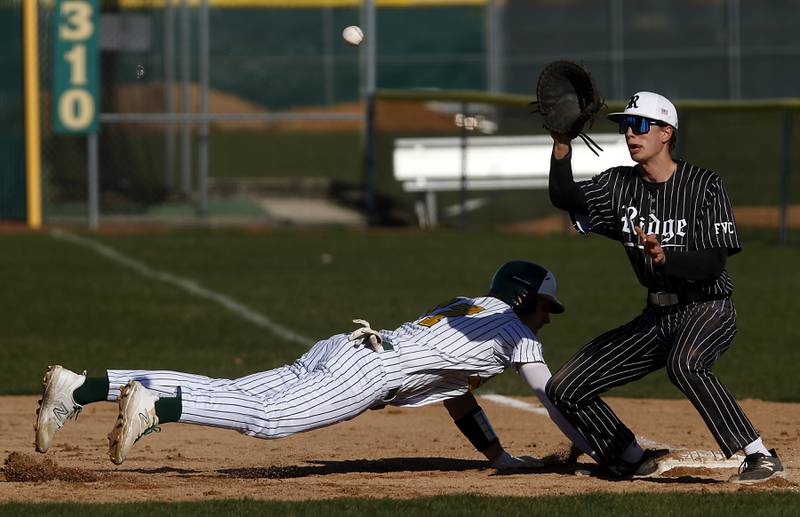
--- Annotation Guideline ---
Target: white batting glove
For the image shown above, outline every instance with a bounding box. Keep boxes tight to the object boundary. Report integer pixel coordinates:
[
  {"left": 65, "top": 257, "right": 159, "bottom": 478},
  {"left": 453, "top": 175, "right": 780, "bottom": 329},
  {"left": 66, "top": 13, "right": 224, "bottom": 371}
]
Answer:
[
  {"left": 491, "top": 450, "right": 544, "bottom": 471},
  {"left": 348, "top": 319, "right": 383, "bottom": 352}
]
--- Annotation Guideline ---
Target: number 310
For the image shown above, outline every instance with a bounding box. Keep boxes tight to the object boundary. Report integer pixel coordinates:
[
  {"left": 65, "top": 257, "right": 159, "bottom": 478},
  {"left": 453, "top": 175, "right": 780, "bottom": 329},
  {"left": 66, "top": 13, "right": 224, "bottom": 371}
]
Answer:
[{"left": 57, "top": 0, "right": 95, "bottom": 131}]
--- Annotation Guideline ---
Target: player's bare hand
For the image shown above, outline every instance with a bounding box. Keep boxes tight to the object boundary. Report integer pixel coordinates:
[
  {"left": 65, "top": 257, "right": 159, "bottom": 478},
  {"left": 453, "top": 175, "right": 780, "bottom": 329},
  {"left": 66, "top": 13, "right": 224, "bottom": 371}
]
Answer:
[
  {"left": 634, "top": 226, "right": 666, "bottom": 266},
  {"left": 549, "top": 130, "right": 572, "bottom": 145},
  {"left": 550, "top": 131, "right": 571, "bottom": 159}
]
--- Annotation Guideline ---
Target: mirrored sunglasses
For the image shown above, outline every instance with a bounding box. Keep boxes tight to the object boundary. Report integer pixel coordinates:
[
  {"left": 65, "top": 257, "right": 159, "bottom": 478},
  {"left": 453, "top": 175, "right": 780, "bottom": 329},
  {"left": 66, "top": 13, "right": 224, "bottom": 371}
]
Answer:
[{"left": 618, "top": 115, "right": 665, "bottom": 135}]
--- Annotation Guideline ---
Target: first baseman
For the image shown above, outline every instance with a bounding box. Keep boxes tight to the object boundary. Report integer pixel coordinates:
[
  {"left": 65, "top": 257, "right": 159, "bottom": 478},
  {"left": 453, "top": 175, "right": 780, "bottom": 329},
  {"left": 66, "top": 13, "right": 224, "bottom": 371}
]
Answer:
[
  {"left": 545, "top": 91, "right": 783, "bottom": 483},
  {"left": 34, "top": 261, "right": 598, "bottom": 468}
]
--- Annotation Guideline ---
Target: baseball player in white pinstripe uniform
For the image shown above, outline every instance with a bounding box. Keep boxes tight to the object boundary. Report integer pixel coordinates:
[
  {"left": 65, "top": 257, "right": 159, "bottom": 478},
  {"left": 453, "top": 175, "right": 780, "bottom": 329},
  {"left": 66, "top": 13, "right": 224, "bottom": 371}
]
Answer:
[
  {"left": 35, "top": 261, "right": 599, "bottom": 468},
  {"left": 546, "top": 91, "right": 783, "bottom": 483}
]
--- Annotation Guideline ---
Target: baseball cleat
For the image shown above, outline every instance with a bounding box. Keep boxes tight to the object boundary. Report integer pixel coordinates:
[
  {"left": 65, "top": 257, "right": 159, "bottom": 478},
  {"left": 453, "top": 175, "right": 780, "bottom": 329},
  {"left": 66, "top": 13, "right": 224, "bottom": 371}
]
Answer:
[
  {"left": 108, "top": 381, "right": 161, "bottom": 465},
  {"left": 34, "top": 365, "right": 86, "bottom": 453},
  {"left": 491, "top": 452, "right": 545, "bottom": 471},
  {"left": 729, "top": 449, "right": 784, "bottom": 484},
  {"left": 631, "top": 448, "right": 671, "bottom": 477}
]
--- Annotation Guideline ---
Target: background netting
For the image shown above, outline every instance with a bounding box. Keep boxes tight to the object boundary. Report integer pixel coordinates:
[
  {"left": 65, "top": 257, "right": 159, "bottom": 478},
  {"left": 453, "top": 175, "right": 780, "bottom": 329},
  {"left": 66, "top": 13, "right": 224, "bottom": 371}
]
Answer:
[{"left": 21, "top": 0, "right": 797, "bottom": 233}]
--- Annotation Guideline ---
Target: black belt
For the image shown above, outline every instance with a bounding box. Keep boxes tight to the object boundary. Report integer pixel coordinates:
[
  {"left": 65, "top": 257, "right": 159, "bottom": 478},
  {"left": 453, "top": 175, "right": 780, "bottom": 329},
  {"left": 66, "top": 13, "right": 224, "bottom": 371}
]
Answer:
[
  {"left": 647, "top": 290, "right": 727, "bottom": 306},
  {"left": 382, "top": 387, "right": 399, "bottom": 402}
]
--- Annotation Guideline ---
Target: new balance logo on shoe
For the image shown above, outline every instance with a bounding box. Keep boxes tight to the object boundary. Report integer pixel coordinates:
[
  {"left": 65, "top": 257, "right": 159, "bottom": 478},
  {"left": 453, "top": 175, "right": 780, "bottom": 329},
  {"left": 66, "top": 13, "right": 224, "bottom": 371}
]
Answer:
[
  {"left": 730, "top": 449, "right": 784, "bottom": 483},
  {"left": 35, "top": 365, "right": 86, "bottom": 453},
  {"left": 52, "top": 404, "right": 70, "bottom": 421}
]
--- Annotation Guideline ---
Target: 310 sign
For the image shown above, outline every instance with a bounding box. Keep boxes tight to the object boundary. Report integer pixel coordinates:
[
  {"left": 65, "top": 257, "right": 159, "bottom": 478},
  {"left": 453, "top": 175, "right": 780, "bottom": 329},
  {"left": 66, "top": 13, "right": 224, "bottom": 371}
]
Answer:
[{"left": 53, "top": 0, "right": 99, "bottom": 134}]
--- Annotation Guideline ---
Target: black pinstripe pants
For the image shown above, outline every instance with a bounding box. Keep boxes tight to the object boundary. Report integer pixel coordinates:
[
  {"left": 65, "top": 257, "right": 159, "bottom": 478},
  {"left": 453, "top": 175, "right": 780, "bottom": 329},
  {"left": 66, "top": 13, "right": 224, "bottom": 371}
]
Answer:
[{"left": 546, "top": 297, "right": 759, "bottom": 462}]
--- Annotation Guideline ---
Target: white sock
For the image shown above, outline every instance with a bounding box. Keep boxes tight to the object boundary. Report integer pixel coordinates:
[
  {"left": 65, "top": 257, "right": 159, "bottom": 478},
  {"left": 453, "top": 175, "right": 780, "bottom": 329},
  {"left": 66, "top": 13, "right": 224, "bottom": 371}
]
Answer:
[
  {"left": 743, "top": 437, "right": 770, "bottom": 456},
  {"left": 619, "top": 441, "right": 645, "bottom": 464}
]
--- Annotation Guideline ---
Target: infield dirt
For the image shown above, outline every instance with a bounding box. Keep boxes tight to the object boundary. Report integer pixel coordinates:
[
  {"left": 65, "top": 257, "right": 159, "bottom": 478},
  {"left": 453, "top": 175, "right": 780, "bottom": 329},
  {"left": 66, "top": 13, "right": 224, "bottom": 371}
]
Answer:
[{"left": 1, "top": 396, "right": 798, "bottom": 502}]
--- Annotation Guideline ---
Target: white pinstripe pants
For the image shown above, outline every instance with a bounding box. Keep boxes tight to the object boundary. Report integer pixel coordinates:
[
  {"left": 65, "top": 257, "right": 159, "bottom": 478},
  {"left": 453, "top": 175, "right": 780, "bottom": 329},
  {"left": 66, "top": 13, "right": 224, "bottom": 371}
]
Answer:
[
  {"left": 107, "top": 334, "right": 405, "bottom": 439},
  {"left": 546, "top": 298, "right": 759, "bottom": 461}
]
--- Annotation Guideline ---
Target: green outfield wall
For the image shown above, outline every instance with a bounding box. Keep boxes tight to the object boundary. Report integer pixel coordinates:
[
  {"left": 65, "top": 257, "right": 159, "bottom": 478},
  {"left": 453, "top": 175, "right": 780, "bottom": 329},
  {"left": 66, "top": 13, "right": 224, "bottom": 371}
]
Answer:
[{"left": 0, "top": 0, "right": 26, "bottom": 220}]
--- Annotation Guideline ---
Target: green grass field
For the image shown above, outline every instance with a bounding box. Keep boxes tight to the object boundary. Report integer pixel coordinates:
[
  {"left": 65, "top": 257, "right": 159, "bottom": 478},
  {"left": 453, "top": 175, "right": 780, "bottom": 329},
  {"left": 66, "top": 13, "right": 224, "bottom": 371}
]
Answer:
[
  {"left": 2, "top": 492, "right": 800, "bottom": 517},
  {"left": 3, "top": 228, "right": 799, "bottom": 515},
  {"left": 2, "top": 228, "right": 798, "bottom": 400}
]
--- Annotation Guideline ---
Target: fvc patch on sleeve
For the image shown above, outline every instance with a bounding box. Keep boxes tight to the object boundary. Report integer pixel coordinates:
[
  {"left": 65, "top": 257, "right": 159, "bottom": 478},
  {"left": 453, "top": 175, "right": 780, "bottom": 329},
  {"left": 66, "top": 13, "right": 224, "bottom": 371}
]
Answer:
[{"left": 695, "top": 177, "right": 741, "bottom": 255}]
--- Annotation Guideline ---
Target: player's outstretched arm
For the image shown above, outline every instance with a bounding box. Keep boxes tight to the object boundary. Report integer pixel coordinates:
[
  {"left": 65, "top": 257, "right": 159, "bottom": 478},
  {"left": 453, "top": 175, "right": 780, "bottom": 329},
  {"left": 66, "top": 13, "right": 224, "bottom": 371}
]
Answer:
[
  {"left": 517, "top": 362, "right": 601, "bottom": 463},
  {"left": 548, "top": 133, "right": 589, "bottom": 214},
  {"left": 443, "top": 392, "right": 541, "bottom": 470}
]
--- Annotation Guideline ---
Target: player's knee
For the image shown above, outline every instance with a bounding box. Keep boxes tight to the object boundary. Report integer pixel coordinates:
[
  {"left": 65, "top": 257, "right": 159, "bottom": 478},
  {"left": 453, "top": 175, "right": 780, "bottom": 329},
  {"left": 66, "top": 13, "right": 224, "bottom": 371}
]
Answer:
[
  {"left": 243, "top": 423, "right": 284, "bottom": 440},
  {"left": 545, "top": 377, "right": 558, "bottom": 400},
  {"left": 666, "top": 358, "right": 702, "bottom": 388},
  {"left": 236, "top": 411, "right": 286, "bottom": 440},
  {"left": 545, "top": 372, "right": 571, "bottom": 406}
]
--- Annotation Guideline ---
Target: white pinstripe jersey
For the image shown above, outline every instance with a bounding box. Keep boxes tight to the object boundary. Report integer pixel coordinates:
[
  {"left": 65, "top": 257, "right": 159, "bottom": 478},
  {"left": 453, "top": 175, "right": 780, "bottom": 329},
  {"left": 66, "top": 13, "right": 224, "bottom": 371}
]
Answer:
[
  {"left": 380, "top": 296, "right": 544, "bottom": 408},
  {"left": 573, "top": 160, "right": 741, "bottom": 297}
]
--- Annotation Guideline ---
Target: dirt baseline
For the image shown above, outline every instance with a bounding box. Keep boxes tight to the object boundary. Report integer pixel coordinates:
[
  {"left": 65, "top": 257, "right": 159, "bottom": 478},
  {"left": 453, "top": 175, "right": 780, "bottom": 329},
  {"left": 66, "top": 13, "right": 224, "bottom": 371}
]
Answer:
[{"left": 1, "top": 396, "right": 798, "bottom": 502}]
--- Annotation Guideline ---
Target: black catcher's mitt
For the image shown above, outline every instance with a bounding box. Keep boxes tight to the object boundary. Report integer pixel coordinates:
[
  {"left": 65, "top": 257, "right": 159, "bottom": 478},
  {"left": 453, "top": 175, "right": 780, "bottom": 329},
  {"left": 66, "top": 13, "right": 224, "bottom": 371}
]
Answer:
[{"left": 531, "top": 60, "right": 605, "bottom": 154}]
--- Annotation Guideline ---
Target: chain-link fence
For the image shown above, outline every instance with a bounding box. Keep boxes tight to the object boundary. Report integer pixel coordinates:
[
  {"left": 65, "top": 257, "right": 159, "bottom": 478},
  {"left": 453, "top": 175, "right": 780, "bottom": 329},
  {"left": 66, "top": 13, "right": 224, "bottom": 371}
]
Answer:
[
  {"left": 500, "top": 0, "right": 800, "bottom": 101},
  {"left": 38, "top": 0, "right": 370, "bottom": 225},
  {"left": 21, "top": 0, "right": 800, "bottom": 231}
]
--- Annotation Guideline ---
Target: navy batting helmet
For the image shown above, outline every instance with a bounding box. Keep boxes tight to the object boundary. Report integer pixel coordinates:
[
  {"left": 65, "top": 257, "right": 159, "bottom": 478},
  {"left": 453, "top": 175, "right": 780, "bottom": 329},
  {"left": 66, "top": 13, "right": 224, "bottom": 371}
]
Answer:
[{"left": 489, "top": 261, "right": 565, "bottom": 315}]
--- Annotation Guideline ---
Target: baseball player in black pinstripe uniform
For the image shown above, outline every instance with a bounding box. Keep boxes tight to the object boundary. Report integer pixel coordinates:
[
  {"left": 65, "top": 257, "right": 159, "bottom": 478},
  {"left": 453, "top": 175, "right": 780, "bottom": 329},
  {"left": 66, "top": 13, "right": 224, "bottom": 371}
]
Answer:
[{"left": 545, "top": 91, "right": 783, "bottom": 483}]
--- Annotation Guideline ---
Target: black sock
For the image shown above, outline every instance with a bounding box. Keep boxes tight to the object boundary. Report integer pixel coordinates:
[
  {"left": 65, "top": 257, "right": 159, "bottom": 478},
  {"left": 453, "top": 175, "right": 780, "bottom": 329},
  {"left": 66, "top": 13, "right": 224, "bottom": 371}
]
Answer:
[
  {"left": 73, "top": 374, "right": 110, "bottom": 406},
  {"left": 154, "top": 395, "right": 182, "bottom": 424}
]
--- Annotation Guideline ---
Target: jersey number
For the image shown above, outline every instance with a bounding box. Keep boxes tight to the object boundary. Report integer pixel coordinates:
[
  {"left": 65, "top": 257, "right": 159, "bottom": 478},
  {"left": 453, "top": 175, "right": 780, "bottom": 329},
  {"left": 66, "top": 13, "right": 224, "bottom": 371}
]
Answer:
[{"left": 418, "top": 302, "right": 485, "bottom": 327}]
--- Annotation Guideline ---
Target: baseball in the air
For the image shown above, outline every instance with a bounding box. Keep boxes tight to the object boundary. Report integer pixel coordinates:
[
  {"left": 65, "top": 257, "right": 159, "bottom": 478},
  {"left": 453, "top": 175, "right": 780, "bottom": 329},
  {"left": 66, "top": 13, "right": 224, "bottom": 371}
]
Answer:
[{"left": 342, "top": 25, "right": 364, "bottom": 47}]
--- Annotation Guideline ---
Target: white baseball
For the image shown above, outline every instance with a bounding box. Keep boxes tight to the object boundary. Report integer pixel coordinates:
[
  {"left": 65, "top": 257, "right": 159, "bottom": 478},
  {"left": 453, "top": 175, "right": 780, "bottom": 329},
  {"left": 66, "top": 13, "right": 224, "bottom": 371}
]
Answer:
[{"left": 342, "top": 25, "right": 364, "bottom": 47}]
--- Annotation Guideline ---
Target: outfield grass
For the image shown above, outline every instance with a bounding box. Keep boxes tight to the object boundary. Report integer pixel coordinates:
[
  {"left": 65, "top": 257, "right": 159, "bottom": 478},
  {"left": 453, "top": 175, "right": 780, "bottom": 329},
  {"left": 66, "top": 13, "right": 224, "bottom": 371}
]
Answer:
[
  {"left": 2, "top": 229, "right": 798, "bottom": 400},
  {"left": 1, "top": 493, "right": 799, "bottom": 516}
]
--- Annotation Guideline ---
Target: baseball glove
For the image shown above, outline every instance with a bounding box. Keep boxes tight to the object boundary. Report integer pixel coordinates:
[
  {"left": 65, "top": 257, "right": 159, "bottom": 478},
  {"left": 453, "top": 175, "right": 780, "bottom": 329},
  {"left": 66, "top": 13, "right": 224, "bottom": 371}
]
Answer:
[{"left": 530, "top": 60, "right": 605, "bottom": 155}]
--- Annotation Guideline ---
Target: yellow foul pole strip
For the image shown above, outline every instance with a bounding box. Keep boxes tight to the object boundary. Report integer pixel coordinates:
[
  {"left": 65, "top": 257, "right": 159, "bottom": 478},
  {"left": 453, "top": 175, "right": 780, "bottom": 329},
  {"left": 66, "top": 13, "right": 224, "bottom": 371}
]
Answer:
[{"left": 23, "top": 0, "right": 43, "bottom": 229}]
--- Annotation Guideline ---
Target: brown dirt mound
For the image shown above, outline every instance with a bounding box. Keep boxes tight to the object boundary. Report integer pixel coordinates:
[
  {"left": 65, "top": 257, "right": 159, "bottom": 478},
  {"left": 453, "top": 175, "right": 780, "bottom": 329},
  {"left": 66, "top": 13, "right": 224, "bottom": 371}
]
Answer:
[
  {"left": 501, "top": 215, "right": 569, "bottom": 235},
  {"left": 0, "top": 222, "right": 34, "bottom": 234},
  {"left": 736, "top": 476, "right": 799, "bottom": 491},
  {"left": 733, "top": 205, "right": 800, "bottom": 229},
  {"left": 98, "top": 83, "right": 457, "bottom": 132},
  {"left": 4, "top": 452, "right": 99, "bottom": 483},
  {"left": 662, "top": 466, "right": 716, "bottom": 477}
]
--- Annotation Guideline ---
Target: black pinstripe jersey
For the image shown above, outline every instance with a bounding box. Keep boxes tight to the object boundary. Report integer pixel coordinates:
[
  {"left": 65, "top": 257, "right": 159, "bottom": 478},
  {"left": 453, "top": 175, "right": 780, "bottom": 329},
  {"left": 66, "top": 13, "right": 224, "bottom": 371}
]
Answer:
[{"left": 573, "top": 160, "right": 741, "bottom": 296}]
